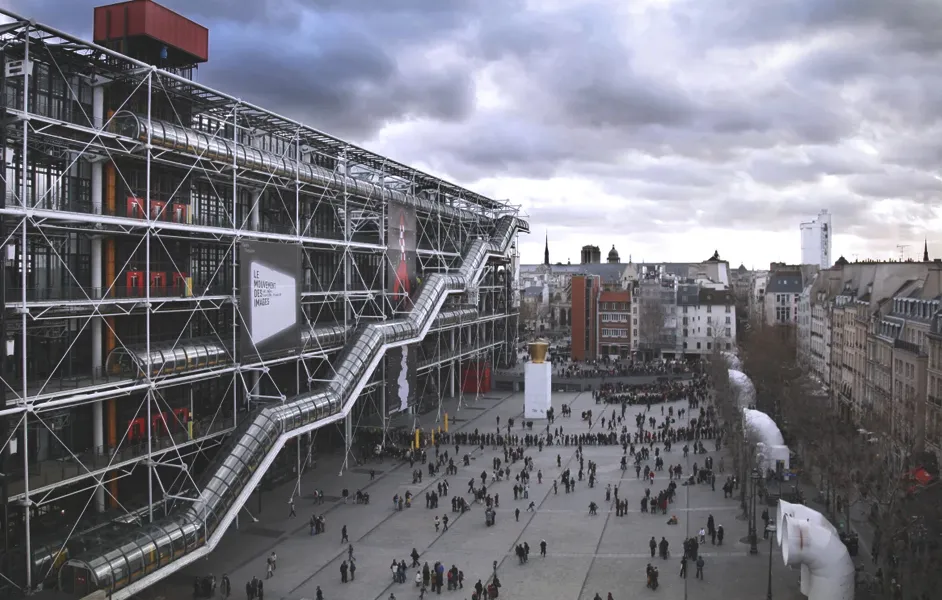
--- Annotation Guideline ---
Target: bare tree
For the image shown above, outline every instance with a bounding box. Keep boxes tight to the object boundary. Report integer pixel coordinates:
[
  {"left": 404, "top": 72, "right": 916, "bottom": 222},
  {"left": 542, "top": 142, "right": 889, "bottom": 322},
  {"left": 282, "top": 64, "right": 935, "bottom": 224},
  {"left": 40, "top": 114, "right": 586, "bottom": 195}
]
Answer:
[
  {"left": 739, "top": 323, "right": 799, "bottom": 421},
  {"left": 518, "top": 301, "right": 548, "bottom": 334},
  {"left": 637, "top": 296, "right": 668, "bottom": 358},
  {"left": 706, "top": 347, "right": 757, "bottom": 513},
  {"left": 738, "top": 323, "right": 942, "bottom": 599}
]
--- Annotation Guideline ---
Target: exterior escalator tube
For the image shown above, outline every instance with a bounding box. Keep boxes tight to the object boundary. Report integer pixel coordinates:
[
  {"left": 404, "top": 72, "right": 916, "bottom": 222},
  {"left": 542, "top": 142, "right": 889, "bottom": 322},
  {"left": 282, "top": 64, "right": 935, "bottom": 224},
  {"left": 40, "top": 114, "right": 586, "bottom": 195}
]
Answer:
[
  {"left": 108, "top": 308, "right": 480, "bottom": 377},
  {"left": 60, "top": 216, "right": 526, "bottom": 598}
]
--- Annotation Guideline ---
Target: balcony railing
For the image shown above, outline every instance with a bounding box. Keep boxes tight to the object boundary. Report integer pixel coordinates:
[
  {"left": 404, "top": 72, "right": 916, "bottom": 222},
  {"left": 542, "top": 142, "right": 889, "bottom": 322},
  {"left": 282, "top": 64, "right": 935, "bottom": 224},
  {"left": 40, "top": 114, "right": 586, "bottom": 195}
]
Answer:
[
  {"left": 5, "top": 283, "right": 232, "bottom": 303},
  {"left": 929, "top": 395, "right": 942, "bottom": 408},
  {"left": 893, "top": 338, "right": 926, "bottom": 356}
]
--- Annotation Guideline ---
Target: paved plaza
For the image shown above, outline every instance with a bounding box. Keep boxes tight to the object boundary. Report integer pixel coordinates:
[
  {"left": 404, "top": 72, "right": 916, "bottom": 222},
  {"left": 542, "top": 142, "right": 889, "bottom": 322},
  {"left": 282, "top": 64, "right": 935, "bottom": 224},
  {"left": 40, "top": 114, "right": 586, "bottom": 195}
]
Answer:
[{"left": 147, "top": 390, "right": 804, "bottom": 600}]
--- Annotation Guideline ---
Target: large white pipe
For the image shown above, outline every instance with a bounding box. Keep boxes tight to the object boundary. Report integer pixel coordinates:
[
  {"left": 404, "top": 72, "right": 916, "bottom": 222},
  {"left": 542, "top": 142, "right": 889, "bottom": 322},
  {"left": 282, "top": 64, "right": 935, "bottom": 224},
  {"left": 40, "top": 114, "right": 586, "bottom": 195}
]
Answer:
[
  {"left": 778, "top": 501, "right": 853, "bottom": 600},
  {"left": 729, "top": 368, "right": 756, "bottom": 406},
  {"left": 743, "top": 408, "right": 785, "bottom": 446},
  {"left": 91, "top": 82, "right": 105, "bottom": 514},
  {"left": 722, "top": 350, "right": 742, "bottom": 370},
  {"left": 777, "top": 500, "right": 833, "bottom": 595}
]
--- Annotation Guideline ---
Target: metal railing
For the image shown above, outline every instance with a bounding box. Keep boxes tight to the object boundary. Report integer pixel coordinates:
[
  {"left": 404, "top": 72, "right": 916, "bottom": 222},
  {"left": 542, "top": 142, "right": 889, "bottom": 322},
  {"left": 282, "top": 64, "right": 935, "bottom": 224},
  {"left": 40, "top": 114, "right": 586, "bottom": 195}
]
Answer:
[
  {"left": 6, "top": 415, "right": 235, "bottom": 494},
  {"left": 4, "top": 366, "right": 115, "bottom": 395},
  {"left": 20, "top": 198, "right": 375, "bottom": 243},
  {"left": 893, "top": 338, "right": 926, "bottom": 356},
  {"left": 5, "top": 283, "right": 232, "bottom": 303}
]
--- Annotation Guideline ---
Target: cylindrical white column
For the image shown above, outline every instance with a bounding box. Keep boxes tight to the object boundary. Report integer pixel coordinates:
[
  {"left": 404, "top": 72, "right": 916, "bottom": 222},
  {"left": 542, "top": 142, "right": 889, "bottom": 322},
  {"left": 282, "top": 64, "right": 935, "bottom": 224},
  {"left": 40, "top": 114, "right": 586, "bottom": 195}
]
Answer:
[{"left": 91, "top": 83, "right": 106, "bottom": 513}]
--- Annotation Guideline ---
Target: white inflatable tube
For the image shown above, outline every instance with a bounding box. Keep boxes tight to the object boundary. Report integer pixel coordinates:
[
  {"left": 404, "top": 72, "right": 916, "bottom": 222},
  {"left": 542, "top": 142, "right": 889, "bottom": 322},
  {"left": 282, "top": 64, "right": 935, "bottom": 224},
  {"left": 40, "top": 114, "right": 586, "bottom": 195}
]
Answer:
[
  {"left": 777, "top": 501, "right": 834, "bottom": 596},
  {"left": 778, "top": 502, "right": 854, "bottom": 600},
  {"left": 743, "top": 408, "right": 785, "bottom": 446},
  {"left": 729, "top": 369, "right": 756, "bottom": 406}
]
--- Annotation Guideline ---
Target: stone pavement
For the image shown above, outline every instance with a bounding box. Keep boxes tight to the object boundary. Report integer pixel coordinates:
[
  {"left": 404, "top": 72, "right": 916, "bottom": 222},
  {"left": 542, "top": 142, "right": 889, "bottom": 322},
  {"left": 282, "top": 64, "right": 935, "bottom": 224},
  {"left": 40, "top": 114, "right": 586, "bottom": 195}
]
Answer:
[{"left": 140, "top": 390, "right": 806, "bottom": 600}]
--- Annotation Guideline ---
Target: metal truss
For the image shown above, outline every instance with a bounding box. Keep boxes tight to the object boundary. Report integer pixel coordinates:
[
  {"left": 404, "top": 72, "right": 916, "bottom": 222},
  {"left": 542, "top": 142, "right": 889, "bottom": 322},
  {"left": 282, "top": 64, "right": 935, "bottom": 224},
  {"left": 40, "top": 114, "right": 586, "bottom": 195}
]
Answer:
[{"left": 0, "top": 10, "right": 523, "bottom": 596}]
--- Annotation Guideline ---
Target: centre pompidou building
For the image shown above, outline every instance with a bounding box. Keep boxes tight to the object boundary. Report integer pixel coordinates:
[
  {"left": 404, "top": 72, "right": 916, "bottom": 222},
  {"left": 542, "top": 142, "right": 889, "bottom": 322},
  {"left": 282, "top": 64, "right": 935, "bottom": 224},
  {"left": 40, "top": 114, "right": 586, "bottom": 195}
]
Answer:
[{"left": 0, "top": 2, "right": 527, "bottom": 597}]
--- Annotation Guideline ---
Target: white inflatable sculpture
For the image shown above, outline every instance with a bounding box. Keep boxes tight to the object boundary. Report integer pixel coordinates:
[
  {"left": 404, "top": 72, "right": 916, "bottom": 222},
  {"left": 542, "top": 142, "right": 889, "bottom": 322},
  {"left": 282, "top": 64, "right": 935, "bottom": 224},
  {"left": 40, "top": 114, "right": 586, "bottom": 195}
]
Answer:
[
  {"left": 728, "top": 369, "right": 756, "bottom": 407},
  {"left": 777, "top": 500, "right": 855, "bottom": 600},
  {"left": 743, "top": 408, "right": 790, "bottom": 471},
  {"left": 722, "top": 350, "right": 742, "bottom": 370}
]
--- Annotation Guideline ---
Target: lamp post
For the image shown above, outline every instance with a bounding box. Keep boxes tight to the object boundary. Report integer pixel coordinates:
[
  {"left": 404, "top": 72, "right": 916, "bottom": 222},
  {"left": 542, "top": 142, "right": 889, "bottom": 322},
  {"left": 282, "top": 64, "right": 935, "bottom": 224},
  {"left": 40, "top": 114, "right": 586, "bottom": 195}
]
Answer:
[
  {"left": 765, "top": 522, "right": 776, "bottom": 599},
  {"left": 750, "top": 468, "right": 760, "bottom": 555}
]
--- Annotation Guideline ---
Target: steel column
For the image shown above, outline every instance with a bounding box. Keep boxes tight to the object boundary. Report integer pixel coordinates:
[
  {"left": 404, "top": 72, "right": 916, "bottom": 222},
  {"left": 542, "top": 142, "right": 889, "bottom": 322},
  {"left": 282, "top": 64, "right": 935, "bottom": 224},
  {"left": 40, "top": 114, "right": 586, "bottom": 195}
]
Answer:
[
  {"left": 145, "top": 70, "right": 155, "bottom": 523},
  {"left": 19, "top": 26, "right": 32, "bottom": 591}
]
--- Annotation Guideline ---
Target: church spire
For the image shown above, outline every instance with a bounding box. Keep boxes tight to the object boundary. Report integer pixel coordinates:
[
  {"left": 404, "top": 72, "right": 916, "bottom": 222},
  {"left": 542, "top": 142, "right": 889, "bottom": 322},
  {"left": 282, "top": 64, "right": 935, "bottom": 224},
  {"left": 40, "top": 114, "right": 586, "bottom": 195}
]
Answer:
[
  {"left": 924, "top": 239, "right": 930, "bottom": 262},
  {"left": 544, "top": 231, "right": 550, "bottom": 266}
]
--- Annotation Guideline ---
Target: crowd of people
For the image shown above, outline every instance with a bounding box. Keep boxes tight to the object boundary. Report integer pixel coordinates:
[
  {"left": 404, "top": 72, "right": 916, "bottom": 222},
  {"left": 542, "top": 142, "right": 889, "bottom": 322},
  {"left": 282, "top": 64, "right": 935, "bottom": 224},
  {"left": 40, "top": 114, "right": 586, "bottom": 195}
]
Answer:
[
  {"left": 551, "top": 358, "right": 691, "bottom": 379},
  {"left": 218, "top": 364, "right": 743, "bottom": 599}
]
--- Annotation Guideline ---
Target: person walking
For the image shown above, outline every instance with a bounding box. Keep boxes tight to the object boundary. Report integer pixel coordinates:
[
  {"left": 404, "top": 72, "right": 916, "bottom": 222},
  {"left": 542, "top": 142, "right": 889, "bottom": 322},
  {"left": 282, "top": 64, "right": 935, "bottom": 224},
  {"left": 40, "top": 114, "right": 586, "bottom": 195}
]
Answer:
[
  {"left": 540, "top": 539, "right": 547, "bottom": 557},
  {"left": 695, "top": 556, "right": 705, "bottom": 580},
  {"left": 289, "top": 499, "right": 296, "bottom": 518},
  {"left": 342, "top": 524, "right": 349, "bottom": 543}
]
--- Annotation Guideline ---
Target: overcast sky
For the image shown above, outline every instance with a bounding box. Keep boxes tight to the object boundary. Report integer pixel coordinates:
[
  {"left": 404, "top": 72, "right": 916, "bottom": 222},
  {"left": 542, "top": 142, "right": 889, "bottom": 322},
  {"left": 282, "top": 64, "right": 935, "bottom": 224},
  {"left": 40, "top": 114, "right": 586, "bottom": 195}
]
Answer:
[{"left": 6, "top": 0, "right": 942, "bottom": 268}]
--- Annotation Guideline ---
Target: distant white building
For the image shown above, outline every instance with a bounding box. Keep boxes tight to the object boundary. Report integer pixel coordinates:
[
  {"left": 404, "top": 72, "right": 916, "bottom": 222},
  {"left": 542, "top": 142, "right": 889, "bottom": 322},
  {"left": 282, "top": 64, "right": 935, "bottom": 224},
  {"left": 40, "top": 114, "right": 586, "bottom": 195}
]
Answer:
[{"left": 800, "top": 209, "right": 832, "bottom": 268}]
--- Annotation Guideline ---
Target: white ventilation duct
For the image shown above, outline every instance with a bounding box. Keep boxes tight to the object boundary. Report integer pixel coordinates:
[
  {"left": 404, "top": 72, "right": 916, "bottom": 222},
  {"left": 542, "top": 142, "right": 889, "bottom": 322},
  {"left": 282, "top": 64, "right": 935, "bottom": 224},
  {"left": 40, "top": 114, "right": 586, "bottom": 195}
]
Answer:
[
  {"left": 743, "top": 408, "right": 790, "bottom": 471},
  {"left": 743, "top": 408, "right": 785, "bottom": 445},
  {"left": 778, "top": 501, "right": 854, "bottom": 600},
  {"left": 722, "top": 350, "right": 742, "bottom": 370},
  {"left": 729, "top": 369, "right": 756, "bottom": 407}
]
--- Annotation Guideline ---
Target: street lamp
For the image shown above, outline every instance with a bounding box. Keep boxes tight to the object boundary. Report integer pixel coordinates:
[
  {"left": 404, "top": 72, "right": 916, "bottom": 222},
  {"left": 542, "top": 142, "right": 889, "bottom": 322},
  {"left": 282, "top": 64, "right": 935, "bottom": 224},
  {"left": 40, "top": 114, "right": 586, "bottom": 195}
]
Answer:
[
  {"left": 750, "top": 468, "right": 761, "bottom": 555},
  {"left": 765, "top": 522, "right": 776, "bottom": 599}
]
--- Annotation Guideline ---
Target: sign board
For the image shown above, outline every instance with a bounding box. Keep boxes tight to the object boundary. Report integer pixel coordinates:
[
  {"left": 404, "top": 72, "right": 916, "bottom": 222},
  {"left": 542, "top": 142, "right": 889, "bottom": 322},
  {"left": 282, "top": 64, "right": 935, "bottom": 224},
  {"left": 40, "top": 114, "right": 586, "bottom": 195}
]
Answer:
[
  {"left": 239, "top": 241, "right": 301, "bottom": 360},
  {"left": 386, "top": 200, "right": 418, "bottom": 413}
]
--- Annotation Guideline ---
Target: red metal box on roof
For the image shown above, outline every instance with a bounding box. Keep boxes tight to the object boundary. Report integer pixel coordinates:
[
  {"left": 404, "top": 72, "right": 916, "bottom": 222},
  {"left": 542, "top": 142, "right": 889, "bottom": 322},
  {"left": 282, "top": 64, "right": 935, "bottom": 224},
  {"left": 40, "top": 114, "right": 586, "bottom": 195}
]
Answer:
[{"left": 93, "top": 0, "right": 209, "bottom": 63}]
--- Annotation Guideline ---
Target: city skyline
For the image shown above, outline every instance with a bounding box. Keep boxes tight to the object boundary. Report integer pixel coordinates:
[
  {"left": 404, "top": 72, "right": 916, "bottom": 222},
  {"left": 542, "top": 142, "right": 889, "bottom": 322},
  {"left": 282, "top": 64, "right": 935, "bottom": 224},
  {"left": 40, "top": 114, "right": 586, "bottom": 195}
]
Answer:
[{"left": 8, "top": 0, "right": 942, "bottom": 270}]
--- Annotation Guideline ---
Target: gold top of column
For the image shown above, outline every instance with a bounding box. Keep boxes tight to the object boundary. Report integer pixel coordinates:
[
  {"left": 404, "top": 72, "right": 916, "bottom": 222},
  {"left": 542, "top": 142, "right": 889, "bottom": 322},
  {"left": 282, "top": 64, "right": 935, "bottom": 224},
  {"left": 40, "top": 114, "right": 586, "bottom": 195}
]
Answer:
[{"left": 528, "top": 340, "right": 549, "bottom": 364}]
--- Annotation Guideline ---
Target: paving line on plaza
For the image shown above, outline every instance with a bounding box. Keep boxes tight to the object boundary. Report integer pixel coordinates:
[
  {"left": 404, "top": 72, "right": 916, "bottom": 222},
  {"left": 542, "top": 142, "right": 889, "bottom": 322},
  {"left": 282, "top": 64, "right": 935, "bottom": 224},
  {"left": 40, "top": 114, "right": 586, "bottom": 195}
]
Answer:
[
  {"left": 363, "top": 403, "right": 563, "bottom": 600},
  {"left": 227, "top": 392, "right": 517, "bottom": 577},
  {"left": 507, "top": 550, "right": 750, "bottom": 559},
  {"left": 450, "top": 504, "right": 738, "bottom": 515},
  {"left": 576, "top": 419, "right": 630, "bottom": 600},
  {"left": 284, "top": 391, "right": 521, "bottom": 598},
  {"left": 482, "top": 392, "right": 603, "bottom": 595}
]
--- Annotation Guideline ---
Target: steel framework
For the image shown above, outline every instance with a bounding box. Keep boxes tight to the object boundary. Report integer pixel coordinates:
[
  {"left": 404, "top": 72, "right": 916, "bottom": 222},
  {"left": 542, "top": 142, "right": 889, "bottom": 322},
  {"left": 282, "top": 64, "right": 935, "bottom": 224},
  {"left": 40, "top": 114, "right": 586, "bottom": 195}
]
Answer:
[{"left": 0, "top": 10, "right": 527, "bottom": 599}]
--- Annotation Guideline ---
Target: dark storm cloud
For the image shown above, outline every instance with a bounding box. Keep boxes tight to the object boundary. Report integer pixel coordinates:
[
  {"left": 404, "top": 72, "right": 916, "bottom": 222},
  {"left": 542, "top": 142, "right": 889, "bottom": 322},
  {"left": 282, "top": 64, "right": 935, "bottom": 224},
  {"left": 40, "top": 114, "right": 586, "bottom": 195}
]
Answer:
[
  {"left": 848, "top": 172, "right": 942, "bottom": 201},
  {"left": 202, "top": 23, "right": 475, "bottom": 138},
  {"left": 681, "top": 0, "right": 942, "bottom": 54},
  {"left": 745, "top": 146, "right": 878, "bottom": 187},
  {"left": 8, "top": 0, "right": 942, "bottom": 252},
  {"left": 6, "top": 0, "right": 481, "bottom": 138}
]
